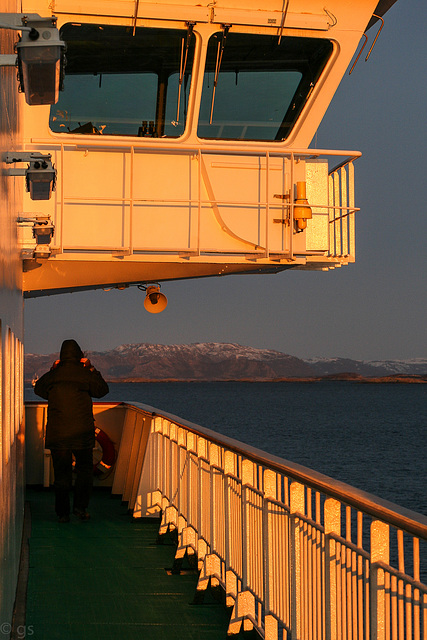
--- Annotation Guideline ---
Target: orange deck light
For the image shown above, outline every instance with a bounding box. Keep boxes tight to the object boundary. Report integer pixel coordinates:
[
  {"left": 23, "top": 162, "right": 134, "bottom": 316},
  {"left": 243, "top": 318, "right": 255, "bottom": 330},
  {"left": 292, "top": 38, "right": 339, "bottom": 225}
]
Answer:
[{"left": 293, "top": 181, "right": 312, "bottom": 231}]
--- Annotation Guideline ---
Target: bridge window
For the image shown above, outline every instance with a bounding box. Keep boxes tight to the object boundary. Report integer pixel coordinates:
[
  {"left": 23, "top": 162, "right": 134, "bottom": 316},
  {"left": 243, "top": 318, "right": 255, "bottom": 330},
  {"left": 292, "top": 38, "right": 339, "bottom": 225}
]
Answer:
[
  {"left": 197, "top": 32, "right": 332, "bottom": 141},
  {"left": 49, "top": 23, "right": 196, "bottom": 137}
]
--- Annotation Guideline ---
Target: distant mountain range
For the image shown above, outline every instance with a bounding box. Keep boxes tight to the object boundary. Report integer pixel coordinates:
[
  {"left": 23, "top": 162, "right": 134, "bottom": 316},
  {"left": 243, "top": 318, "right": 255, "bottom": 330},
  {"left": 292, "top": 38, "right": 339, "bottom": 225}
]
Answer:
[{"left": 24, "top": 343, "right": 427, "bottom": 382}]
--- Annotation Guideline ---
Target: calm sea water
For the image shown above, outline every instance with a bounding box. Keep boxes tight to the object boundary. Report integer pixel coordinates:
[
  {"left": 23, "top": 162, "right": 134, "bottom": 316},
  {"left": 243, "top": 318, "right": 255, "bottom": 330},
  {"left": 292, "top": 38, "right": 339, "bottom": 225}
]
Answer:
[{"left": 25, "top": 381, "right": 427, "bottom": 516}]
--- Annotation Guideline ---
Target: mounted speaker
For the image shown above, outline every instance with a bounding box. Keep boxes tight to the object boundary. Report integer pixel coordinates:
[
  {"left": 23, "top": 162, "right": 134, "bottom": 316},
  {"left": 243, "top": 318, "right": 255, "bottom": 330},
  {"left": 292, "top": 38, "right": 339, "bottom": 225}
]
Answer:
[{"left": 144, "top": 285, "right": 168, "bottom": 313}]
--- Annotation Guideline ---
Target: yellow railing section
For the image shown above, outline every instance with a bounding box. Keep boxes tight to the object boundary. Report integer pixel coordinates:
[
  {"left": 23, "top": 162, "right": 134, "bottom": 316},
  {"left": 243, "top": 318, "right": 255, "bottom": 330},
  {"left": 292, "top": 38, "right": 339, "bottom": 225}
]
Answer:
[
  {"left": 22, "top": 144, "right": 359, "bottom": 263},
  {"left": 25, "top": 400, "right": 427, "bottom": 639},
  {"left": 124, "top": 403, "right": 427, "bottom": 640}
]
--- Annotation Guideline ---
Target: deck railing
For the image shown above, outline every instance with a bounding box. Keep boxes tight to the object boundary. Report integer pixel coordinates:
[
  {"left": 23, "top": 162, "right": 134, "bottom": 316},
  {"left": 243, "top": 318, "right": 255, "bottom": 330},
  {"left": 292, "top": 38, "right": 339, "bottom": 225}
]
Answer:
[
  {"left": 25, "top": 400, "right": 427, "bottom": 639},
  {"left": 22, "top": 143, "right": 359, "bottom": 262},
  {"left": 121, "top": 402, "right": 427, "bottom": 640}
]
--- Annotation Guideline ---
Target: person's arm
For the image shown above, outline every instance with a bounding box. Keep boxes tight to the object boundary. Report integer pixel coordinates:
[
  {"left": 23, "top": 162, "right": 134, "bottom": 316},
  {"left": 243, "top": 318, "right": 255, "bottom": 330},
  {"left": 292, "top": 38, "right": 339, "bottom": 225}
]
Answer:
[
  {"left": 33, "top": 371, "right": 52, "bottom": 399},
  {"left": 88, "top": 368, "right": 109, "bottom": 398}
]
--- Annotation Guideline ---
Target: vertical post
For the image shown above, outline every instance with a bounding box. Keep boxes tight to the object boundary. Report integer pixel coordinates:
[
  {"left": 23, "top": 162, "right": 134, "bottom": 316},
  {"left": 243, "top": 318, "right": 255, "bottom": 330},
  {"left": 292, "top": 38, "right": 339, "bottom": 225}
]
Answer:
[
  {"left": 334, "top": 172, "right": 341, "bottom": 256},
  {"left": 324, "top": 498, "right": 341, "bottom": 640},
  {"left": 209, "top": 443, "right": 221, "bottom": 555},
  {"left": 289, "top": 152, "right": 294, "bottom": 259},
  {"left": 340, "top": 166, "right": 348, "bottom": 255},
  {"left": 224, "top": 450, "right": 238, "bottom": 607},
  {"left": 197, "top": 148, "right": 201, "bottom": 256},
  {"left": 59, "top": 143, "right": 64, "bottom": 253},
  {"left": 348, "top": 161, "right": 355, "bottom": 258},
  {"left": 328, "top": 173, "right": 334, "bottom": 256},
  {"left": 228, "top": 459, "right": 257, "bottom": 637},
  {"left": 264, "top": 468, "right": 279, "bottom": 640},
  {"left": 129, "top": 145, "right": 134, "bottom": 254},
  {"left": 242, "top": 458, "right": 255, "bottom": 593},
  {"left": 265, "top": 151, "right": 270, "bottom": 259},
  {"left": 370, "top": 520, "right": 390, "bottom": 640},
  {"left": 130, "top": 414, "right": 154, "bottom": 514},
  {"left": 290, "top": 481, "right": 305, "bottom": 639},
  {"left": 197, "top": 437, "right": 209, "bottom": 552}
]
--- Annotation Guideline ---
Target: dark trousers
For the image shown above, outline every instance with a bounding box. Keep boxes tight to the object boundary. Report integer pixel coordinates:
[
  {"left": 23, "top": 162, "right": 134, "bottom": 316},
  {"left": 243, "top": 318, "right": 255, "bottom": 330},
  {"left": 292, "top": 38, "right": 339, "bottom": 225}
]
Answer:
[{"left": 51, "top": 448, "right": 93, "bottom": 516}]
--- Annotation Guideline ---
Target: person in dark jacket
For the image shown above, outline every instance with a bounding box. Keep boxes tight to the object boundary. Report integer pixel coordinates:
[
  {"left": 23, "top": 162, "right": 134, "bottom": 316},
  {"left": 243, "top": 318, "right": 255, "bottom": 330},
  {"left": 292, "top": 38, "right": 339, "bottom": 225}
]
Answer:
[{"left": 34, "top": 339, "right": 109, "bottom": 522}]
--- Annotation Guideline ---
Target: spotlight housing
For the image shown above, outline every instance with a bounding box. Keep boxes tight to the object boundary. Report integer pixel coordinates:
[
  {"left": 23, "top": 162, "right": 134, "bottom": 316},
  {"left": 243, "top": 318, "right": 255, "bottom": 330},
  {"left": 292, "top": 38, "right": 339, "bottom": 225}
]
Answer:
[
  {"left": 25, "top": 158, "right": 56, "bottom": 200},
  {"left": 16, "top": 15, "right": 65, "bottom": 105},
  {"left": 5, "top": 152, "right": 57, "bottom": 201}
]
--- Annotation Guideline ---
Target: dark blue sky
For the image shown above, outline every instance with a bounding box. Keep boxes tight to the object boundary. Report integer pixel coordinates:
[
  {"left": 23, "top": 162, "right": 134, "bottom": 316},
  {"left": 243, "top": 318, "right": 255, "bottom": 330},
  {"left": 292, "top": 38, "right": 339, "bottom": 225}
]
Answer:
[{"left": 25, "top": 3, "right": 427, "bottom": 360}]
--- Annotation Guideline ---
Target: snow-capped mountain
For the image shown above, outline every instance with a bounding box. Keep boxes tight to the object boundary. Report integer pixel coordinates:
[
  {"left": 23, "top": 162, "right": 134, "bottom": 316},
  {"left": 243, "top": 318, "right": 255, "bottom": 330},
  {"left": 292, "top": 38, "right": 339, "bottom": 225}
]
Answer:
[
  {"left": 304, "top": 356, "right": 427, "bottom": 376},
  {"left": 86, "top": 342, "right": 315, "bottom": 380},
  {"left": 25, "top": 343, "right": 427, "bottom": 382}
]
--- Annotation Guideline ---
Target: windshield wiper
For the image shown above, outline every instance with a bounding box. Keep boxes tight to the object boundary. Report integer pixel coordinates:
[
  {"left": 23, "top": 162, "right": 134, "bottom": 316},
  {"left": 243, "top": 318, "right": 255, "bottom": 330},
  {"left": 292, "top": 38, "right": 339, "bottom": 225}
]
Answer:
[
  {"left": 209, "top": 24, "right": 231, "bottom": 125},
  {"left": 176, "top": 21, "right": 195, "bottom": 123}
]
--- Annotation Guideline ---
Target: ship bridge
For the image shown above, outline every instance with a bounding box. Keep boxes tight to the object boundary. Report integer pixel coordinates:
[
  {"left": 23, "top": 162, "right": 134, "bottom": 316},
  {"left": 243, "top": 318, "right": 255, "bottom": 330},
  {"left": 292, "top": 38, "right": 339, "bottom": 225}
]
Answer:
[{"left": 14, "top": 0, "right": 386, "bottom": 297}]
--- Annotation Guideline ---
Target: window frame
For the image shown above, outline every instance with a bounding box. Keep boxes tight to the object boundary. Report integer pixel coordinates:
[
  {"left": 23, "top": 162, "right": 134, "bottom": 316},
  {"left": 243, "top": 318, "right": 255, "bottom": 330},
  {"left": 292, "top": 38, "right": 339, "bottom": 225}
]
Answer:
[{"left": 49, "top": 21, "right": 199, "bottom": 140}]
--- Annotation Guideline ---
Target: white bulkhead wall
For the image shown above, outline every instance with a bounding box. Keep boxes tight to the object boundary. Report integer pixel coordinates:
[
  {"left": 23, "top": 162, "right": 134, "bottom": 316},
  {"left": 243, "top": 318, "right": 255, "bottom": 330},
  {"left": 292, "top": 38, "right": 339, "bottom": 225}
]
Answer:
[
  {"left": 0, "top": 0, "right": 26, "bottom": 631},
  {"left": 20, "top": 0, "right": 378, "bottom": 294}
]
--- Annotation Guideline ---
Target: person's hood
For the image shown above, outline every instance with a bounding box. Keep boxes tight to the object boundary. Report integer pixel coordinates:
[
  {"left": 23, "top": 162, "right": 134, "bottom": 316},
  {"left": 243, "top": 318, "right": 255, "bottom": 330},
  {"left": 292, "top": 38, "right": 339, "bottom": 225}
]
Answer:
[{"left": 59, "top": 339, "right": 84, "bottom": 362}]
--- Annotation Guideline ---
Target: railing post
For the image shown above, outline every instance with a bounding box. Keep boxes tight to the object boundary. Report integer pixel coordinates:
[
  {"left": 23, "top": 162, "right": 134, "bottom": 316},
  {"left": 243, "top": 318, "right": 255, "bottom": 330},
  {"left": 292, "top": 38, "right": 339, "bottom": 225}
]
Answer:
[
  {"left": 265, "top": 151, "right": 270, "bottom": 259},
  {"left": 340, "top": 166, "right": 348, "bottom": 255},
  {"left": 324, "top": 498, "right": 341, "bottom": 640},
  {"left": 224, "top": 450, "right": 239, "bottom": 608},
  {"left": 370, "top": 520, "right": 390, "bottom": 640},
  {"left": 228, "top": 459, "right": 257, "bottom": 636},
  {"left": 264, "top": 468, "right": 279, "bottom": 640},
  {"left": 290, "top": 481, "right": 305, "bottom": 639},
  {"left": 348, "top": 161, "right": 355, "bottom": 258}
]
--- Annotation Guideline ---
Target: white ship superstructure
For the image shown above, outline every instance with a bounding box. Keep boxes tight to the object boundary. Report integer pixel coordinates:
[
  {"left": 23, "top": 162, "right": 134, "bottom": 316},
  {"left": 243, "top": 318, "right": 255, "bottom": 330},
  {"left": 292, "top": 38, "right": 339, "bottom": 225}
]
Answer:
[{"left": 17, "top": 0, "right": 392, "bottom": 297}]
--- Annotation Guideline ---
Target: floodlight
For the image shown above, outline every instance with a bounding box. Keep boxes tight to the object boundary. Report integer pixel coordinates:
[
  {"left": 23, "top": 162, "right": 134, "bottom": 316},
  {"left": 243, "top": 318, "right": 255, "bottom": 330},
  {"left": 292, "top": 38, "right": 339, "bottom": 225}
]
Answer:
[
  {"left": 17, "top": 214, "right": 55, "bottom": 261},
  {"left": 16, "top": 17, "right": 65, "bottom": 105},
  {"left": 5, "top": 152, "right": 57, "bottom": 200},
  {"left": 33, "top": 244, "right": 51, "bottom": 260},
  {"left": 25, "top": 158, "right": 56, "bottom": 200},
  {"left": 0, "top": 14, "right": 65, "bottom": 106},
  {"left": 32, "top": 219, "right": 55, "bottom": 244}
]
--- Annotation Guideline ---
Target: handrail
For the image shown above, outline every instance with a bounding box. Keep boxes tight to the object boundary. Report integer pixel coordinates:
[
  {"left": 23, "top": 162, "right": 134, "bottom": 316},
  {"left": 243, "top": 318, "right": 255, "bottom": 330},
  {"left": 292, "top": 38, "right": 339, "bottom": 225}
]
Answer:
[
  {"left": 119, "top": 401, "right": 427, "bottom": 540},
  {"left": 29, "top": 137, "right": 362, "bottom": 159}
]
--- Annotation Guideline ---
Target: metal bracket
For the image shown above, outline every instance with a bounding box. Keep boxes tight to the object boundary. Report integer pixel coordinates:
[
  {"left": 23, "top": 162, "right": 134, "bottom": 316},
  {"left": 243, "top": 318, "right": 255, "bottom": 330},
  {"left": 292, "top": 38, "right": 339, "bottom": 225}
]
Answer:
[
  {"left": 5, "top": 152, "right": 52, "bottom": 164},
  {"left": 0, "top": 54, "right": 17, "bottom": 66},
  {"left": 17, "top": 214, "right": 55, "bottom": 261}
]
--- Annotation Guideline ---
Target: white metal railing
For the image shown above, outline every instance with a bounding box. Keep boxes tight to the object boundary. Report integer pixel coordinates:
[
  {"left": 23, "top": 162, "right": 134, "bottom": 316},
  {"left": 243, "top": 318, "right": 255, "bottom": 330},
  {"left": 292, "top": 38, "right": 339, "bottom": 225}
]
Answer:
[
  {"left": 329, "top": 159, "right": 356, "bottom": 259},
  {"left": 26, "top": 142, "right": 359, "bottom": 262},
  {"left": 123, "top": 402, "right": 427, "bottom": 640},
  {"left": 25, "top": 400, "right": 427, "bottom": 638}
]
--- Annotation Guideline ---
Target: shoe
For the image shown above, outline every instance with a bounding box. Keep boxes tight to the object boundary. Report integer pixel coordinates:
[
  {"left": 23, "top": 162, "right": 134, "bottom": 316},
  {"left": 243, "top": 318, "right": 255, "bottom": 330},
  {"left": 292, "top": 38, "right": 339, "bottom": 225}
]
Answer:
[
  {"left": 73, "top": 508, "right": 90, "bottom": 521},
  {"left": 57, "top": 515, "right": 70, "bottom": 523}
]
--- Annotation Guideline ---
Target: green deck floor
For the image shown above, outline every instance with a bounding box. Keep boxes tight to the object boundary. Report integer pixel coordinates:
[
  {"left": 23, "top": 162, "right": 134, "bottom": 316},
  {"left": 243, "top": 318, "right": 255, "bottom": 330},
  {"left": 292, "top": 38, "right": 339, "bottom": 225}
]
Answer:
[{"left": 25, "top": 488, "right": 231, "bottom": 639}]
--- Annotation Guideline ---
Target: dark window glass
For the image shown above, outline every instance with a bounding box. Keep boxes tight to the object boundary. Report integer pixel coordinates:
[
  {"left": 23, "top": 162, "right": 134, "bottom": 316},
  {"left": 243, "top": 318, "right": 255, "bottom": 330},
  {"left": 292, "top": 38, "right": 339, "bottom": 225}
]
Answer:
[
  {"left": 198, "top": 32, "right": 333, "bottom": 141},
  {"left": 50, "top": 23, "right": 195, "bottom": 137}
]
